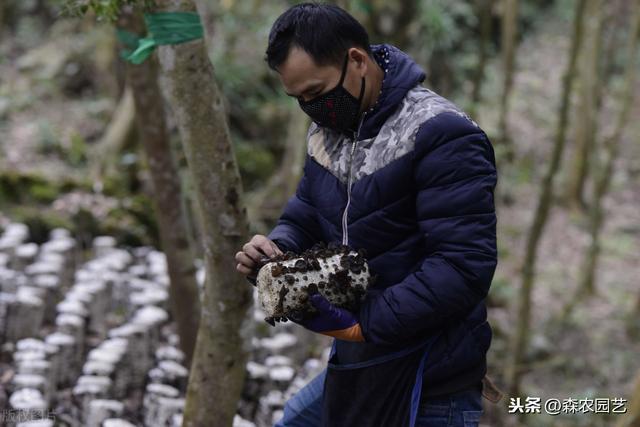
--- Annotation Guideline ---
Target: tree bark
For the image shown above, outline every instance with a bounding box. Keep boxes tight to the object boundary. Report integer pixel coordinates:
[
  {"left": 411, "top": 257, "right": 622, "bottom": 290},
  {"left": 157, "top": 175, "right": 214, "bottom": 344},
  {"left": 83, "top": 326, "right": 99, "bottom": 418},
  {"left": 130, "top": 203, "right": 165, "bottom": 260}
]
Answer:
[
  {"left": 469, "top": 0, "right": 494, "bottom": 119},
  {"left": 497, "top": 0, "right": 518, "bottom": 162},
  {"left": 576, "top": 1, "right": 639, "bottom": 297},
  {"left": 504, "top": 0, "right": 587, "bottom": 399},
  {"left": 391, "top": 0, "right": 418, "bottom": 51},
  {"left": 152, "top": 1, "right": 253, "bottom": 426},
  {"left": 360, "top": 0, "right": 416, "bottom": 51},
  {"left": 0, "top": 1, "right": 5, "bottom": 34},
  {"left": 617, "top": 369, "right": 640, "bottom": 427},
  {"left": 91, "top": 86, "right": 137, "bottom": 183},
  {"left": 117, "top": 7, "right": 202, "bottom": 367},
  {"left": 565, "top": 0, "right": 603, "bottom": 210}
]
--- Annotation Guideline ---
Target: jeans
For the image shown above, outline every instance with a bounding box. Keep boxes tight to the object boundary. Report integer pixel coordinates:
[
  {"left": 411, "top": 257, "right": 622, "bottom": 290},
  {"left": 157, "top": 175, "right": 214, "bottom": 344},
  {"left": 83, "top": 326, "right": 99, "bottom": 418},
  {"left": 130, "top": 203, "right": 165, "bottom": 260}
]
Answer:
[
  {"left": 415, "top": 382, "right": 484, "bottom": 427},
  {"left": 273, "top": 368, "right": 484, "bottom": 427},
  {"left": 274, "top": 368, "right": 326, "bottom": 427}
]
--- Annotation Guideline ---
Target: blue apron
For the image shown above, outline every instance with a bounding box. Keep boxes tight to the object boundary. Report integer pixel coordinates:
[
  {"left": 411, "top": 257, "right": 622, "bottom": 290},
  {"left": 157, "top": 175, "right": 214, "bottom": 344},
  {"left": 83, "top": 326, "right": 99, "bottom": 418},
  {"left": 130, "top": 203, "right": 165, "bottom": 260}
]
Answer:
[{"left": 320, "top": 331, "right": 443, "bottom": 427}]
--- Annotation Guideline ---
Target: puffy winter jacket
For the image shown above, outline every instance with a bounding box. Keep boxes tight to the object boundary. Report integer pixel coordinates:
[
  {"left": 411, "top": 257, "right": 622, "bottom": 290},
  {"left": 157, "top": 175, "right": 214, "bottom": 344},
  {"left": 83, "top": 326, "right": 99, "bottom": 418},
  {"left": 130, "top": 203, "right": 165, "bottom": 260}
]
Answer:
[{"left": 267, "top": 43, "right": 498, "bottom": 421}]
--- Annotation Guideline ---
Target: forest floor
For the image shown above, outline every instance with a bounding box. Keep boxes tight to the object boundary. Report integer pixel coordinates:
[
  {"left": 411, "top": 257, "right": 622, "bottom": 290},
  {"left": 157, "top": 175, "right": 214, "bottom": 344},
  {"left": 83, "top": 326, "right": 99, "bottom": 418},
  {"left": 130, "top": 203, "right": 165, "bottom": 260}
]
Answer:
[{"left": 1, "top": 6, "right": 639, "bottom": 427}]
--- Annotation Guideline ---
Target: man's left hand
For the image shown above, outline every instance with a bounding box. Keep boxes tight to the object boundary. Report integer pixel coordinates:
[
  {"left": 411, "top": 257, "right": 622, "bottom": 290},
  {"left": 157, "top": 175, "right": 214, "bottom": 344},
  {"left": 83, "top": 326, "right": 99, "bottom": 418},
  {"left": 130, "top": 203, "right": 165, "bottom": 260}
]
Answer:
[{"left": 291, "top": 293, "right": 365, "bottom": 342}]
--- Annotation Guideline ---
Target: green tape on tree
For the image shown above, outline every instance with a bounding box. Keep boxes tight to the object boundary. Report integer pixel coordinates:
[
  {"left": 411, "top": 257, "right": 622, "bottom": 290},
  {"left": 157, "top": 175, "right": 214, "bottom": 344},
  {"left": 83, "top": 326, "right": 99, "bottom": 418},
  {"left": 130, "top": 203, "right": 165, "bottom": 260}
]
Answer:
[
  {"left": 124, "top": 11, "right": 204, "bottom": 64},
  {"left": 115, "top": 28, "right": 140, "bottom": 60}
]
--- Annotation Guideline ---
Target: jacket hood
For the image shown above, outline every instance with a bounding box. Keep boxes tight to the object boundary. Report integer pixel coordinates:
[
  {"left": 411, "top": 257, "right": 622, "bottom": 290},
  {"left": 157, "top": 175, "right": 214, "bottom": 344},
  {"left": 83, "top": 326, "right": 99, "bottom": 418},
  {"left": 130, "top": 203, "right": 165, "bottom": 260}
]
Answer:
[{"left": 358, "top": 43, "right": 426, "bottom": 140}]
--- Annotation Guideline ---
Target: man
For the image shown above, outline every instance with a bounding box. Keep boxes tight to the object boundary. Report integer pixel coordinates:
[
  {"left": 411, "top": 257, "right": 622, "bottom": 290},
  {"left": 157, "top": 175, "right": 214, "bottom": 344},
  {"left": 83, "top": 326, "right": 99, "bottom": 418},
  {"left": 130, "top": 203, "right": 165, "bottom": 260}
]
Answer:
[{"left": 235, "top": 3, "right": 498, "bottom": 426}]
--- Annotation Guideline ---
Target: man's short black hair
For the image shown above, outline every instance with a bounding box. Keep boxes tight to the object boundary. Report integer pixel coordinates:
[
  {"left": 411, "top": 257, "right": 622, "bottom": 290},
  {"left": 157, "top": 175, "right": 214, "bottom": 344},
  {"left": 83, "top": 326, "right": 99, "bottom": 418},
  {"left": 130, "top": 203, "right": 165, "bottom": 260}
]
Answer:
[{"left": 265, "top": 2, "right": 372, "bottom": 71}]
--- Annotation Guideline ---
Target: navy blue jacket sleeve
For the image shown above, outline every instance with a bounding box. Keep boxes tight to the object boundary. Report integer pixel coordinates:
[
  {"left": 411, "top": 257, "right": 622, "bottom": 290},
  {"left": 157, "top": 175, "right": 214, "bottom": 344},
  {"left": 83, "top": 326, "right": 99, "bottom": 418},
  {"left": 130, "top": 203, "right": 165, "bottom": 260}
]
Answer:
[
  {"left": 358, "top": 112, "right": 498, "bottom": 346},
  {"left": 267, "top": 153, "right": 323, "bottom": 254}
]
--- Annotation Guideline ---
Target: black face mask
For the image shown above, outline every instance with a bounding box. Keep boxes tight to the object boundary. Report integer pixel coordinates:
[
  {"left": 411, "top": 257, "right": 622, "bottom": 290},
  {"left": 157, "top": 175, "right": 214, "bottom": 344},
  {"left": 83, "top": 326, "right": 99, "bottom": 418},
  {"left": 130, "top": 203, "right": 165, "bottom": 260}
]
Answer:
[{"left": 298, "top": 53, "right": 366, "bottom": 134}]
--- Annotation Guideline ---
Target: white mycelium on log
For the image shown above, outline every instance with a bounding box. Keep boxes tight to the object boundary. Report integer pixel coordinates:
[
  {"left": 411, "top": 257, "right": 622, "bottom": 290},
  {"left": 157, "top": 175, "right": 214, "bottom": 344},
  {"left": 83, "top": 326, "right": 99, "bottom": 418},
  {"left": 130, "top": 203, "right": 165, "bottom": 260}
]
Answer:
[
  {"left": 157, "top": 360, "right": 189, "bottom": 392},
  {"left": 102, "top": 419, "right": 137, "bottom": 427},
  {"left": 8, "top": 388, "right": 47, "bottom": 425},
  {"left": 153, "top": 397, "right": 185, "bottom": 427},
  {"left": 155, "top": 345, "right": 185, "bottom": 364},
  {"left": 93, "top": 236, "right": 117, "bottom": 258},
  {"left": 44, "top": 332, "right": 76, "bottom": 386},
  {"left": 108, "top": 322, "right": 151, "bottom": 389},
  {"left": 81, "top": 340, "right": 126, "bottom": 400},
  {"left": 256, "top": 242, "right": 374, "bottom": 326},
  {"left": 5, "top": 288, "right": 44, "bottom": 342},
  {"left": 31, "top": 274, "right": 60, "bottom": 323},
  {"left": 11, "top": 374, "right": 50, "bottom": 405},
  {"left": 233, "top": 415, "right": 257, "bottom": 427},
  {"left": 55, "top": 313, "right": 85, "bottom": 364},
  {"left": 17, "top": 358, "right": 51, "bottom": 380},
  {"left": 131, "top": 305, "right": 169, "bottom": 359},
  {"left": 16, "top": 419, "right": 55, "bottom": 427},
  {"left": 0, "top": 221, "right": 351, "bottom": 426},
  {"left": 172, "top": 413, "right": 184, "bottom": 427},
  {"left": 13, "top": 243, "right": 39, "bottom": 271},
  {"left": 73, "top": 280, "right": 111, "bottom": 337},
  {"left": 256, "top": 389, "right": 286, "bottom": 427},
  {"left": 73, "top": 375, "right": 113, "bottom": 422},
  {"left": 0, "top": 223, "right": 29, "bottom": 259},
  {"left": 143, "top": 383, "right": 180, "bottom": 425},
  {"left": 86, "top": 399, "right": 124, "bottom": 427}
]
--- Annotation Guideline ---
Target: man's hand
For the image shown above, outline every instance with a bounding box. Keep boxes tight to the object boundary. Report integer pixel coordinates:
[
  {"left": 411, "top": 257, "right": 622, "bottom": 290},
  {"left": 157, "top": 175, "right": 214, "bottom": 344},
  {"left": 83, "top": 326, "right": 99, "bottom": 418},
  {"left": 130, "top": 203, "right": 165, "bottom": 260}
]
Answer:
[
  {"left": 236, "top": 234, "right": 283, "bottom": 285},
  {"left": 290, "top": 292, "right": 365, "bottom": 342}
]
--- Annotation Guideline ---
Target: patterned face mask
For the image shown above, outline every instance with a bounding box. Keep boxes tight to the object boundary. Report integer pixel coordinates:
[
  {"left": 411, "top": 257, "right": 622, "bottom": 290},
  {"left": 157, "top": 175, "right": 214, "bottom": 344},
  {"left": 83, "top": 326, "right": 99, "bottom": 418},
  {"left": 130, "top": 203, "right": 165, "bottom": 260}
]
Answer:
[{"left": 298, "top": 53, "right": 366, "bottom": 134}]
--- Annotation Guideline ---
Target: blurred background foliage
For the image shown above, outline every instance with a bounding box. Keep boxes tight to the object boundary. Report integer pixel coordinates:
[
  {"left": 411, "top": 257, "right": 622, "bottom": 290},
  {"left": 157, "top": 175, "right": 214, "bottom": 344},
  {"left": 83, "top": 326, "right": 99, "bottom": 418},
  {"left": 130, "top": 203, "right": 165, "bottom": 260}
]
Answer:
[
  {"left": 0, "top": 0, "right": 630, "bottom": 251},
  {"left": 1, "top": 0, "right": 536, "bottom": 245}
]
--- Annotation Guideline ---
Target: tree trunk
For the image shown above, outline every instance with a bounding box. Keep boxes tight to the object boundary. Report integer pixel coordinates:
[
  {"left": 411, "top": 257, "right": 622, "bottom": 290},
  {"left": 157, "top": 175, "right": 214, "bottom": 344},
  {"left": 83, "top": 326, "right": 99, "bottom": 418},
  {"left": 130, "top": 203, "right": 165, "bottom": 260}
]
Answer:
[
  {"left": 360, "top": 0, "right": 416, "bottom": 52},
  {"left": 504, "top": 0, "right": 587, "bottom": 399},
  {"left": 497, "top": 0, "right": 518, "bottom": 162},
  {"left": 392, "top": 0, "right": 418, "bottom": 51},
  {"left": 152, "top": 1, "right": 253, "bottom": 426},
  {"left": 0, "top": 1, "right": 5, "bottom": 34},
  {"left": 600, "top": 1, "right": 627, "bottom": 90},
  {"left": 617, "top": 369, "right": 640, "bottom": 427},
  {"left": 91, "top": 87, "right": 137, "bottom": 183},
  {"left": 117, "top": 7, "right": 202, "bottom": 367},
  {"left": 565, "top": 0, "right": 603, "bottom": 211},
  {"left": 576, "top": 1, "right": 639, "bottom": 297},
  {"left": 469, "top": 0, "right": 493, "bottom": 120}
]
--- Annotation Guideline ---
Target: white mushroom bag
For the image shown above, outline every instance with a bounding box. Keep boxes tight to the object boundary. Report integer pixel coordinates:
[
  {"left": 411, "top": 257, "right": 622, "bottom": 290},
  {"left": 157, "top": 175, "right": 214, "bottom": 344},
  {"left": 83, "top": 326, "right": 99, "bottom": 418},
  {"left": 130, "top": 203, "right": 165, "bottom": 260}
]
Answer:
[{"left": 255, "top": 242, "right": 374, "bottom": 326}]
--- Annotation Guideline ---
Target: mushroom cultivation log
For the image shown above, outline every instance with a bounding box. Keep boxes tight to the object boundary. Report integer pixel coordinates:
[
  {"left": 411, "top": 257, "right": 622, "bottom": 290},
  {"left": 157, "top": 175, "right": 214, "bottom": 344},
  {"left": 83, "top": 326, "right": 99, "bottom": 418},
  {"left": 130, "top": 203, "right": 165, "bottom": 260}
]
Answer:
[{"left": 256, "top": 242, "right": 376, "bottom": 326}]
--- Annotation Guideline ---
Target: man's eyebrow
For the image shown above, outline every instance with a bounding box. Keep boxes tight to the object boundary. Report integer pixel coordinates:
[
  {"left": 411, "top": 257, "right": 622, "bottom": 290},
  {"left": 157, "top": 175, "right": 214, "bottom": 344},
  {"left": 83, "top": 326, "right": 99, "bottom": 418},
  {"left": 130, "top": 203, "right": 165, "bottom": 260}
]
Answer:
[{"left": 285, "top": 83, "right": 323, "bottom": 97}]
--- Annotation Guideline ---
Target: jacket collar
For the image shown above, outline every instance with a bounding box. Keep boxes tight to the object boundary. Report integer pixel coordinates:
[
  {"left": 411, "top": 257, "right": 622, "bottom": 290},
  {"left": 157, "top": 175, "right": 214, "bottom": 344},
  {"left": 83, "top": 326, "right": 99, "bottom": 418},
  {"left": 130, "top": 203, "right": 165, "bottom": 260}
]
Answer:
[{"left": 356, "top": 44, "right": 426, "bottom": 141}]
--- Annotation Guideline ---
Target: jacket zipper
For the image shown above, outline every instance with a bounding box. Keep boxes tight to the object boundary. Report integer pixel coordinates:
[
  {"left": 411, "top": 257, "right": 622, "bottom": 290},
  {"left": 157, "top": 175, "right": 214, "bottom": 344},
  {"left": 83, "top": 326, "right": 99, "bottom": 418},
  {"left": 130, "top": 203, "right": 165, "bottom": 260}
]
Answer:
[{"left": 341, "top": 112, "right": 367, "bottom": 246}]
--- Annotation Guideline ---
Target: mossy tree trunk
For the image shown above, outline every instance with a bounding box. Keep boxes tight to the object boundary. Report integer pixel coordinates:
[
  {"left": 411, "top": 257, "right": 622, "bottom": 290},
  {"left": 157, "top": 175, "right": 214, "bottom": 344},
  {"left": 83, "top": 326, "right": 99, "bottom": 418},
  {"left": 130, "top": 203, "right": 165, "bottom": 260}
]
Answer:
[
  {"left": 152, "top": 1, "right": 253, "bottom": 425},
  {"left": 117, "top": 6, "right": 202, "bottom": 367},
  {"left": 504, "top": 0, "right": 587, "bottom": 399}
]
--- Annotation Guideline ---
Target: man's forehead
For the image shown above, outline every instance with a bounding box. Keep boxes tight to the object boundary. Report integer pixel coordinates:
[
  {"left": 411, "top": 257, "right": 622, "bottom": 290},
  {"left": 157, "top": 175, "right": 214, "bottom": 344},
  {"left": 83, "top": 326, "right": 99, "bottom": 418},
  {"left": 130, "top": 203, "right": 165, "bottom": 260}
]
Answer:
[{"left": 277, "top": 46, "right": 340, "bottom": 95}]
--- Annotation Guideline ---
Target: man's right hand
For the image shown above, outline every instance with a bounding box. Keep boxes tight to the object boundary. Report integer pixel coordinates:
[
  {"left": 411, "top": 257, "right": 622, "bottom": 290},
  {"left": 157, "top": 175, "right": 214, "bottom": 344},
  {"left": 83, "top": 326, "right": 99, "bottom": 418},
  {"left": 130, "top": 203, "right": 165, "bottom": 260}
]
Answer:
[{"left": 235, "top": 234, "right": 283, "bottom": 282}]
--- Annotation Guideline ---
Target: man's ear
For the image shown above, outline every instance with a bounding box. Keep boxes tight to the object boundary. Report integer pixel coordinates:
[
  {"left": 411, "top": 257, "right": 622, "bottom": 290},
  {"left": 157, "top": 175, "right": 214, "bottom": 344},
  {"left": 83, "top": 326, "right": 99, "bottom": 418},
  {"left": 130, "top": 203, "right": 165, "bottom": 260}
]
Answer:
[{"left": 347, "top": 47, "right": 368, "bottom": 77}]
